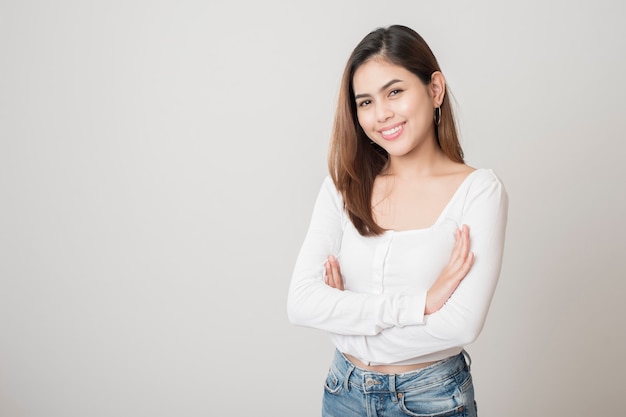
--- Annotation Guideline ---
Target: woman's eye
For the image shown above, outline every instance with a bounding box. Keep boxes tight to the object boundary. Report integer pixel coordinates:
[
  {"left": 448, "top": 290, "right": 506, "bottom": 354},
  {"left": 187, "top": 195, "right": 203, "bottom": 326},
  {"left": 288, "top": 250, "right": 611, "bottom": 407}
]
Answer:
[
  {"left": 358, "top": 100, "right": 371, "bottom": 107},
  {"left": 389, "top": 89, "right": 402, "bottom": 96}
]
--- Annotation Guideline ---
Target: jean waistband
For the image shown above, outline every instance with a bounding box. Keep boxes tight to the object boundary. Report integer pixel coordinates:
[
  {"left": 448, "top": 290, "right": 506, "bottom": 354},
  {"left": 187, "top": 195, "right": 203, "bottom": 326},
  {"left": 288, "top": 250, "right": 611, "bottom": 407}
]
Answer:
[{"left": 330, "top": 350, "right": 470, "bottom": 394}]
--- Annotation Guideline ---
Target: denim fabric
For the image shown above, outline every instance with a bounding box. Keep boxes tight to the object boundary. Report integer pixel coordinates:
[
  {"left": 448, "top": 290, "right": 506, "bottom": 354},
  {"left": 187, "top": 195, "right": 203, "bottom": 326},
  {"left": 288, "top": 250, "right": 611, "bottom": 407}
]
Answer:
[{"left": 322, "top": 350, "right": 477, "bottom": 417}]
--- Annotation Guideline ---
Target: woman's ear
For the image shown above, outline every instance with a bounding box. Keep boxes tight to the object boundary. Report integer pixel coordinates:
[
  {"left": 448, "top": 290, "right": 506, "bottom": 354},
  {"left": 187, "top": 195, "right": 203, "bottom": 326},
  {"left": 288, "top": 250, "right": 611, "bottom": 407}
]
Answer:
[{"left": 429, "top": 71, "right": 446, "bottom": 107}]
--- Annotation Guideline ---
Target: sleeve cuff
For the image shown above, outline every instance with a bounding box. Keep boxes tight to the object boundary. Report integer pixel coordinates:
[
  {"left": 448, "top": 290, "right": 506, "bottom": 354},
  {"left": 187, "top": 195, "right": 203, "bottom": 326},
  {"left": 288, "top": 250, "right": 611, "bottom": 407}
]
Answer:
[{"left": 394, "top": 291, "right": 426, "bottom": 327}]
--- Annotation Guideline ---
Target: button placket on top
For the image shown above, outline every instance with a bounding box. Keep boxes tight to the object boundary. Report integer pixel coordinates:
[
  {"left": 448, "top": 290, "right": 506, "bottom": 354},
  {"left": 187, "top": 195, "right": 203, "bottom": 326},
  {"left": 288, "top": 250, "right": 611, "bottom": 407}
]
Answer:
[{"left": 371, "top": 232, "right": 394, "bottom": 294}]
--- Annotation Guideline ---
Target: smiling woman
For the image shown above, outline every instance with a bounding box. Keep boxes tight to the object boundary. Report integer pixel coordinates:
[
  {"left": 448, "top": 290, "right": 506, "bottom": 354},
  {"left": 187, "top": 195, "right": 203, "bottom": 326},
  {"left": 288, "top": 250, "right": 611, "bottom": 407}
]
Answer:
[
  {"left": 288, "top": 25, "right": 508, "bottom": 417},
  {"left": 353, "top": 60, "right": 444, "bottom": 158}
]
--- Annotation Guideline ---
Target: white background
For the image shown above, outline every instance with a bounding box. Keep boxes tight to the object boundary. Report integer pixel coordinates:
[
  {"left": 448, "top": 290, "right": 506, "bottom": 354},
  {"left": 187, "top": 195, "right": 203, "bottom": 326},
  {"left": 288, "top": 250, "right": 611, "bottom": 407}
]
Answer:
[{"left": 1, "top": 1, "right": 625, "bottom": 416}]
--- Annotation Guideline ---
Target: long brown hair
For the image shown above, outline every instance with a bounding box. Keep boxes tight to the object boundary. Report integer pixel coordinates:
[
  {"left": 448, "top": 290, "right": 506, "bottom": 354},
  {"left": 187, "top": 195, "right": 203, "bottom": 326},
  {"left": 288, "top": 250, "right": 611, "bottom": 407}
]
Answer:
[{"left": 329, "top": 25, "right": 464, "bottom": 236}]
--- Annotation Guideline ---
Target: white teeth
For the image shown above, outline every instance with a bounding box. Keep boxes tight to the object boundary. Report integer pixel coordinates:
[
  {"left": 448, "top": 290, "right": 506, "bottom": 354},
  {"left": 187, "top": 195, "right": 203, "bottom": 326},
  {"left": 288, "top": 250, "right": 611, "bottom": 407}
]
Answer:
[{"left": 382, "top": 125, "right": 402, "bottom": 135}]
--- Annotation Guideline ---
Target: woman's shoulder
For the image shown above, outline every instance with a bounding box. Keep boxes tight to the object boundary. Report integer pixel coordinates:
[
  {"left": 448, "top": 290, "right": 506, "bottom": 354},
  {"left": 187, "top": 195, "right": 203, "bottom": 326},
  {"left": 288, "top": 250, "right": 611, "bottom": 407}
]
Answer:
[
  {"left": 465, "top": 168, "right": 505, "bottom": 186},
  {"left": 321, "top": 175, "right": 340, "bottom": 194},
  {"left": 441, "top": 164, "right": 503, "bottom": 192},
  {"left": 462, "top": 168, "right": 508, "bottom": 202},
  {"left": 318, "top": 175, "right": 345, "bottom": 206}
]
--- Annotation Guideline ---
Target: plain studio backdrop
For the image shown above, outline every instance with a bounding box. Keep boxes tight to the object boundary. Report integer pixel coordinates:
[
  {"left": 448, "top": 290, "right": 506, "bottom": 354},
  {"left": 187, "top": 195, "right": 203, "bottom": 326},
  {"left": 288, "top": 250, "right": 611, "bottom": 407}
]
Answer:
[{"left": 1, "top": 1, "right": 624, "bottom": 416}]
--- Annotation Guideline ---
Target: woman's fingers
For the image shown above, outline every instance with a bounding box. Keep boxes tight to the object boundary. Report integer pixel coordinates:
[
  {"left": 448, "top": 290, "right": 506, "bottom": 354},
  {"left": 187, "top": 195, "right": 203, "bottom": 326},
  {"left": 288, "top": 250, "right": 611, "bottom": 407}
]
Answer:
[
  {"left": 463, "top": 250, "right": 475, "bottom": 274},
  {"left": 450, "top": 226, "right": 468, "bottom": 260},
  {"left": 451, "top": 225, "right": 471, "bottom": 269},
  {"left": 324, "top": 260, "right": 331, "bottom": 285},
  {"left": 328, "top": 255, "right": 344, "bottom": 290},
  {"left": 451, "top": 225, "right": 473, "bottom": 280},
  {"left": 324, "top": 255, "right": 344, "bottom": 290}
]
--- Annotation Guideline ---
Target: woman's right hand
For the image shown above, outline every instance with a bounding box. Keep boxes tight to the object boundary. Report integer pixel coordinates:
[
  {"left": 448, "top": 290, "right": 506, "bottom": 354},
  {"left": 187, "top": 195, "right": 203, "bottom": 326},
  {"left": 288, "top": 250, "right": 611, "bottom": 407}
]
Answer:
[
  {"left": 425, "top": 224, "right": 474, "bottom": 315},
  {"left": 324, "top": 255, "right": 345, "bottom": 291}
]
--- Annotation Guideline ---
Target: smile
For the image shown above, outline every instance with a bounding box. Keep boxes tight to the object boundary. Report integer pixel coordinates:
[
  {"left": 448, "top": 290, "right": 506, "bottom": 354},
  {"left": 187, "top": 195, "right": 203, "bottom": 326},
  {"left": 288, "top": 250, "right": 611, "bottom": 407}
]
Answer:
[{"left": 379, "top": 123, "right": 405, "bottom": 140}]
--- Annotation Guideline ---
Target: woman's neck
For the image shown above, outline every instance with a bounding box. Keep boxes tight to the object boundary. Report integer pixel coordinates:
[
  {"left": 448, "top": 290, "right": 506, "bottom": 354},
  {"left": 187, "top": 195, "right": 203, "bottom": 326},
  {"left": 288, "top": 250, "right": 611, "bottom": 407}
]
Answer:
[{"left": 383, "top": 145, "right": 452, "bottom": 180}]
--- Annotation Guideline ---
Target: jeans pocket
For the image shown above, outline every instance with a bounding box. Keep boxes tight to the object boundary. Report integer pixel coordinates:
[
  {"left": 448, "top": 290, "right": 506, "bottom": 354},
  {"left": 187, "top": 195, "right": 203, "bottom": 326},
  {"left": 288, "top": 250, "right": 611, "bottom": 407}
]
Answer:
[
  {"left": 323, "top": 367, "right": 344, "bottom": 394},
  {"left": 398, "top": 379, "right": 469, "bottom": 417}
]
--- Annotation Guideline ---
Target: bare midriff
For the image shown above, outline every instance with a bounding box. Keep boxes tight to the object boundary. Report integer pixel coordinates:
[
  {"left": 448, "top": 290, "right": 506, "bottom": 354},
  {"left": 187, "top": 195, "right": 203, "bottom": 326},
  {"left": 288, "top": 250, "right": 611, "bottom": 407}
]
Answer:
[{"left": 343, "top": 353, "right": 437, "bottom": 374}]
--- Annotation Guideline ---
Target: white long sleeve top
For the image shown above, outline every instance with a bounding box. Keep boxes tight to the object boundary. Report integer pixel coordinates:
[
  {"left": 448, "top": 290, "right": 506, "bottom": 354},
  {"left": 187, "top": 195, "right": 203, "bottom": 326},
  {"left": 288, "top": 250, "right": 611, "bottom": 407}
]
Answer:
[{"left": 287, "top": 168, "right": 508, "bottom": 366}]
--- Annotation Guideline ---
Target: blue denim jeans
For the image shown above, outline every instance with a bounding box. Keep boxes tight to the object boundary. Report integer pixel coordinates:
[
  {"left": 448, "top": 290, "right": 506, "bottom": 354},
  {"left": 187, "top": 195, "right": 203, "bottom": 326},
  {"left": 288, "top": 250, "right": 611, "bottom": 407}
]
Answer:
[{"left": 322, "top": 350, "right": 477, "bottom": 417}]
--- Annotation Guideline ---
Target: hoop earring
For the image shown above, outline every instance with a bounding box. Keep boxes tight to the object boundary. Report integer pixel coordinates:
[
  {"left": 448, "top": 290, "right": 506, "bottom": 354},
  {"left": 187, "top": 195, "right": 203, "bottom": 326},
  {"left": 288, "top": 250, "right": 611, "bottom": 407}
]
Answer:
[{"left": 434, "top": 107, "right": 441, "bottom": 126}]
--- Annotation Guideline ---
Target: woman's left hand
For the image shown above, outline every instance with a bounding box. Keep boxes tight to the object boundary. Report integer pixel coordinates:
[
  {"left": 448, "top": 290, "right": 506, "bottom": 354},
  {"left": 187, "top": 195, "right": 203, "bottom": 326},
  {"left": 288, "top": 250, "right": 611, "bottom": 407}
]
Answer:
[{"left": 324, "top": 255, "right": 344, "bottom": 290}]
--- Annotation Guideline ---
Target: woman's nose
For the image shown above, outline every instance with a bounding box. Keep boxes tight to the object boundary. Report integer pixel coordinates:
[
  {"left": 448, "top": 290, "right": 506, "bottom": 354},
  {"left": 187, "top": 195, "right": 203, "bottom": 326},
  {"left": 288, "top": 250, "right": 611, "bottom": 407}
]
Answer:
[{"left": 376, "top": 103, "right": 393, "bottom": 122}]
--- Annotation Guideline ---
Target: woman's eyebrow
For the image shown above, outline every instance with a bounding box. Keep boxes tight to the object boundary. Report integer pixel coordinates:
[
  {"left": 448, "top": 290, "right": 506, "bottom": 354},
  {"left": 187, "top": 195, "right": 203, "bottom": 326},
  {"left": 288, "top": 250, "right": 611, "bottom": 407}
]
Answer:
[{"left": 354, "top": 79, "right": 403, "bottom": 100}]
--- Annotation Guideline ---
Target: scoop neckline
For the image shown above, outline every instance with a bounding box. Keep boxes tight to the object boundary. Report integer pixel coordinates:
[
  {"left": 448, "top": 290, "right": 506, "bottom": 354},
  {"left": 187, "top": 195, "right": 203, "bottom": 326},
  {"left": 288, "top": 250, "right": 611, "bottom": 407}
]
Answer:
[{"left": 382, "top": 168, "right": 485, "bottom": 235}]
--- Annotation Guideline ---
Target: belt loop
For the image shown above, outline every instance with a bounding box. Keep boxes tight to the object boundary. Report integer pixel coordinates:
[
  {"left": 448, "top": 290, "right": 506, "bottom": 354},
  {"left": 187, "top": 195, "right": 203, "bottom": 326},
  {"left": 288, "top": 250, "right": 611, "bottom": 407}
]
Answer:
[
  {"left": 462, "top": 349, "right": 472, "bottom": 371},
  {"left": 343, "top": 364, "right": 355, "bottom": 392},
  {"left": 389, "top": 374, "right": 398, "bottom": 403}
]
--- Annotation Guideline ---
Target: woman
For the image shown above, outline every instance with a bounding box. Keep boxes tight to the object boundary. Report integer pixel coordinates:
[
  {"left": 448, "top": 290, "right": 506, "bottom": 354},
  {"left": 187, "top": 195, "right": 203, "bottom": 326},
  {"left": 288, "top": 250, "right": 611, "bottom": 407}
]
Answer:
[{"left": 287, "top": 25, "right": 508, "bottom": 417}]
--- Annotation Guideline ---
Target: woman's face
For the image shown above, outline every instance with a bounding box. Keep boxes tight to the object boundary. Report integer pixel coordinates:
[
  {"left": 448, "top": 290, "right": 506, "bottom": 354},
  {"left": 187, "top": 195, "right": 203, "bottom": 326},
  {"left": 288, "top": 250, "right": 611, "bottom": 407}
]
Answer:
[{"left": 353, "top": 59, "right": 439, "bottom": 159}]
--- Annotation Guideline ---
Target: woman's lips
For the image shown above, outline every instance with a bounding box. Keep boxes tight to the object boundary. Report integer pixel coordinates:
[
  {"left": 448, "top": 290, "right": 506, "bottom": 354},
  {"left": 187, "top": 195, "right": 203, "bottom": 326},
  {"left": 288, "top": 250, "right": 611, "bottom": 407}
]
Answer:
[{"left": 379, "top": 122, "right": 405, "bottom": 140}]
